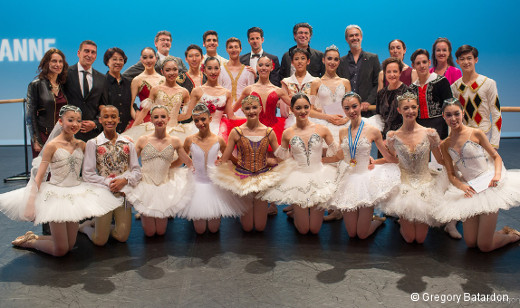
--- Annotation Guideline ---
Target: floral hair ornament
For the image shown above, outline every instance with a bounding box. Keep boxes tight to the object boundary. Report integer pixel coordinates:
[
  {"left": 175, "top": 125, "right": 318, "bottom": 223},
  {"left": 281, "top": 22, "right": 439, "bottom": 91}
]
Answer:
[
  {"left": 59, "top": 105, "right": 82, "bottom": 117},
  {"left": 396, "top": 91, "right": 418, "bottom": 103}
]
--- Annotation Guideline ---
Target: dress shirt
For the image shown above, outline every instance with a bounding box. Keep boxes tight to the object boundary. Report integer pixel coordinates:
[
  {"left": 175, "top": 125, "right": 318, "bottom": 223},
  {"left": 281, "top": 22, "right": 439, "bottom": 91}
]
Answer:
[
  {"left": 249, "top": 49, "right": 264, "bottom": 72},
  {"left": 78, "top": 63, "right": 93, "bottom": 94}
]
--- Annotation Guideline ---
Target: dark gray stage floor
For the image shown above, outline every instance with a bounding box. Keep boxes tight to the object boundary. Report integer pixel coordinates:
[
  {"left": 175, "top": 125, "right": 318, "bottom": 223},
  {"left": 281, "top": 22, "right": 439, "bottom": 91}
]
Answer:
[{"left": 0, "top": 141, "right": 519, "bottom": 307}]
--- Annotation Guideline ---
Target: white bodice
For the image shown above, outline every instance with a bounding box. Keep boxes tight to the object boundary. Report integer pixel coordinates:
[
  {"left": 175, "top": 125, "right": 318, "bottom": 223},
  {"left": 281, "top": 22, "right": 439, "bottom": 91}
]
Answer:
[
  {"left": 388, "top": 132, "right": 438, "bottom": 188},
  {"left": 289, "top": 133, "right": 325, "bottom": 170},
  {"left": 191, "top": 142, "right": 220, "bottom": 183},
  {"left": 316, "top": 84, "right": 346, "bottom": 115},
  {"left": 199, "top": 93, "right": 226, "bottom": 124},
  {"left": 140, "top": 143, "right": 176, "bottom": 185},
  {"left": 341, "top": 136, "right": 372, "bottom": 173},
  {"left": 448, "top": 140, "right": 493, "bottom": 181},
  {"left": 49, "top": 148, "right": 83, "bottom": 187}
]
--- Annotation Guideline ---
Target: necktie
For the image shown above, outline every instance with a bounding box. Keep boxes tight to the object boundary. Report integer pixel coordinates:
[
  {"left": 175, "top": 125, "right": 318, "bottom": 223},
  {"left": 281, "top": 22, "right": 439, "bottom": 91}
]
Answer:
[
  {"left": 82, "top": 71, "right": 90, "bottom": 98},
  {"left": 252, "top": 54, "right": 261, "bottom": 58}
]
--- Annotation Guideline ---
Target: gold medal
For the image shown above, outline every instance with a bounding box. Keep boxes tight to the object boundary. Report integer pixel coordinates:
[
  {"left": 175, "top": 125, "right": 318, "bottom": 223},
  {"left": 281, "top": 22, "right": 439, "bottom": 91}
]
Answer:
[{"left": 350, "top": 159, "right": 357, "bottom": 167}]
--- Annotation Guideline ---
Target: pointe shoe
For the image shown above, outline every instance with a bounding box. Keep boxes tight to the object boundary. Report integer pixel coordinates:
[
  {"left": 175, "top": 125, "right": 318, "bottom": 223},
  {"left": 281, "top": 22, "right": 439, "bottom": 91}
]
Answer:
[
  {"left": 12, "top": 231, "right": 38, "bottom": 246},
  {"left": 323, "top": 210, "right": 343, "bottom": 222},
  {"left": 372, "top": 215, "right": 387, "bottom": 222},
  {"left": 444, "top": 222, "right": 462, "bottom": 239}
]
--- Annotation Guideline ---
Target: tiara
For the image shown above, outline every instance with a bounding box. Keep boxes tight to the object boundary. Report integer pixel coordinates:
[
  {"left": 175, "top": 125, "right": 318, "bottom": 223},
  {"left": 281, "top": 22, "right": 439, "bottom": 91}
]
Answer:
[
  {"left": 325, "top": 45, "right": 339, "bottom": 53},
  {"left": 192, "top": 103, "right": 210, "bottom": 116},
  {"left": 342, "top": 91, "right": 362, "bottom": 101},
  {"left": 443, "top": 97, "right": 460, "bottom": 105},
  {"left": 242, "top": 95, "right": 260, "bottom": 105},
  {"left": 59, "top": 105, "right": 82, "bottom": 117},
  {"left": 161, "top": 56, "right": 178, "bottom": 69},
  {"left": 396, "top": 91, "right": 417, "bottom": 102},
  {"left": 150, "top": 104, "right": 170, "bottom": 114}
]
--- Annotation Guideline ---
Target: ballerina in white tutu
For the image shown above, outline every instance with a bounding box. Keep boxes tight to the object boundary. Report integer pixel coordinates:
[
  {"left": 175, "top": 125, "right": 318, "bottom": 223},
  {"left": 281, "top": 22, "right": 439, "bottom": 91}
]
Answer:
[
  {"left": 80, "top": 106, "right": 142, "bottom": 246},
  {"left": 178, "top": 103, "right": 246, "bottom": 234},
  {"left": 382, "top": 92, "right": 449, "bottom": 244},
  {"left": 436, "top": 98, "right": 520, "bottom": 251},
  {"left": 258, "top": 94, "right": 341, "bottom": 235},
  {"left": 123, "top": 105, "right": 194, "bottom": 237},
  {"left": 209, "top": 95, "right": 290, "bottom": 232},
  {"left": 329, "top": 92, "right": 400, "bottom": 239},
  {"left": 0, "top": 105, "right": 123, "bottom": 256}
]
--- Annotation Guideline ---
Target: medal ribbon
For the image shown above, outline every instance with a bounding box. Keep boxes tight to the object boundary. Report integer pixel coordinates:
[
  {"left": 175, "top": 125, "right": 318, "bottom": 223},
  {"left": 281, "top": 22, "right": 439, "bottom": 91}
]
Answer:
[{"left": 348, "top": 120, "right": 364, "bottom": 163}]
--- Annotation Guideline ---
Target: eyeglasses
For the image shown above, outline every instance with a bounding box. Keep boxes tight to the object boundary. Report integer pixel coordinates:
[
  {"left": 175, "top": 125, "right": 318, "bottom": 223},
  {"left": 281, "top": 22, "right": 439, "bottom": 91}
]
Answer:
[{"left": 158, "top": 38, "right": 171, "bottom": 42}]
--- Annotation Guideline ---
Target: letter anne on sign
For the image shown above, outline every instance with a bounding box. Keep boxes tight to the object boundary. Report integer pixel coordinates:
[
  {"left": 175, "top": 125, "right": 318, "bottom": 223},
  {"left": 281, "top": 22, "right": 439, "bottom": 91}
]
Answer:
[{"left": 0, "top": 39, "right": 56, "bottom": 62}]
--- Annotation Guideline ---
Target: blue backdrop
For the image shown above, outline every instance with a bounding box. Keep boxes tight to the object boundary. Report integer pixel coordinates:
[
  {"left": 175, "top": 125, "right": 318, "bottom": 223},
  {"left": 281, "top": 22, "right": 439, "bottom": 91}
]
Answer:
[{"left": 1, "top": 0, "right": 519, "bottom": 144}]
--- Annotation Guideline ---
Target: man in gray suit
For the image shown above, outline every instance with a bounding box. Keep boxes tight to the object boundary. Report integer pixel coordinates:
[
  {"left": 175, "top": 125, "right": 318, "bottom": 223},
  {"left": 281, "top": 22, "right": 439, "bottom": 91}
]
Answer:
[
  {"left": 123, "top": 30, "right": 187, "bottom": 79},
  {"left": 337, "top": 25, "right": 380, "bottom": 116}
]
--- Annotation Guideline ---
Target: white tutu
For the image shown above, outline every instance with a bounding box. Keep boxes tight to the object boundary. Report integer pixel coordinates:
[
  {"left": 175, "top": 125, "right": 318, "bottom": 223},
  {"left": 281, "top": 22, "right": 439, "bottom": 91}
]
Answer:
[
  {"left": 0, "top": 148, "right": 123, "bottom": 224},
  {"left": 330, "top": 161, "right": 400, "bottom": 211},
  {"left": 0, "top": 180, "right": 123, "bottom": 225},
  {"left": 258, "top": 160, "right": 338, "bottom": 208},
  {"left": 436, "top": 168, "right": 520, "bottom": 223},
  {"left": 123, "top": 167, "right": 193, "bottom": 218},
  {"left": 382, "top": 168, "right": 448, "bottom": 226},
  {"left": 178, "top": 181, "right": 247, "bottom": 220}
]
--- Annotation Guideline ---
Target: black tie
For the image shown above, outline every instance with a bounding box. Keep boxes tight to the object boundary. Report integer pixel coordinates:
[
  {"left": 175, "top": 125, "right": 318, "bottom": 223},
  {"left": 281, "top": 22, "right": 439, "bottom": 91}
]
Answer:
[
  {"left": 82, "top": 71, "right": 90, "bottom": 98},
  {"left": 252, "top": 54, "right": 261, "bottom": 58}
]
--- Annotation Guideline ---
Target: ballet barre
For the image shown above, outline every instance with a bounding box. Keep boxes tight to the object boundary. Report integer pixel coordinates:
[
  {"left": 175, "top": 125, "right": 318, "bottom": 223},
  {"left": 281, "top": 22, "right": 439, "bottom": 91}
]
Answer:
[{"left": 0, "top": 98, "right": 29, "bottom": 182}]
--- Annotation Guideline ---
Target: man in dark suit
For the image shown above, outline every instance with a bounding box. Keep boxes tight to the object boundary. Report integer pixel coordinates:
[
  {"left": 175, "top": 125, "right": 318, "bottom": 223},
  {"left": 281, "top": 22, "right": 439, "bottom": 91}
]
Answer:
[
  {"left": 122, "top": 30, "right": 187, "bottom": 79},
  {"left": 63, "top": 40, "right": 106, "bottom": 142},
  {"left": 337, "top": 25, "right": 380, "bottom": 116},
  {"left": 239, "top": 27, "right": 281, "bottom": 86},
  {"left": 279, "top": 22, "right": 324, "bottom": 79}
]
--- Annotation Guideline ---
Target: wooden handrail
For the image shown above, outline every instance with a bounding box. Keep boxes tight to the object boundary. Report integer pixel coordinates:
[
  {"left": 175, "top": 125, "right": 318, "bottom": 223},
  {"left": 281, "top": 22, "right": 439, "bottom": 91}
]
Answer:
[
  {"left": 0, "top": 98, "right": 25, "bottom": 104},
  {"left": 1, "top": 98, "right": 520, "bottom": 112}
]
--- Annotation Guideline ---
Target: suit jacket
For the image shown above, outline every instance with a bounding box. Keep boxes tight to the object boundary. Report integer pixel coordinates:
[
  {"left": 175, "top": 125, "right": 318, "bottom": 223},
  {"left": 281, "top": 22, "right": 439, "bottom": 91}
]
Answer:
[
  {"left": 337, "top": 50, "right": 380, "bottom": 105},
  {"left": 279, "top": 45, "right": 325, "bottom": 79},
  {"left": 240, "top": 52, "right": 281, "bottom": 86},
  {"left": 122, "top": 53, "right": 187, "bottom": 79},
  {"left": 63, "top": 64, "right": 106, "bottom": 141}
]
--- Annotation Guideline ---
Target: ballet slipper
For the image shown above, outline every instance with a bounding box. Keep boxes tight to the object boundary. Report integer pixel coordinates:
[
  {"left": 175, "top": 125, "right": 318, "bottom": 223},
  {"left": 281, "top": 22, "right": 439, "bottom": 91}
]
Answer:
[
  {"left": 372, "top": 215, "right": 387, "bottom": 222},
  {"left": 12, "top": 231, "right": 38, "bottom": 246},
  {"left": 78, "top": 219, "right": 95, "bottom": 233},
  {"left": 444, "top": 221, "right": 462, "bottom": 239},
  {"left": 323, "top": 210, "right": 343, "bottom": 222}
]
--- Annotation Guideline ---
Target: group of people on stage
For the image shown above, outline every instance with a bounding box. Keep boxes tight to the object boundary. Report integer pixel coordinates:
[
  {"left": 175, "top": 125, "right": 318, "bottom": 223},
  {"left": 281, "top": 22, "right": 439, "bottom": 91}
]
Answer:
[{"left": 0, "top": 23, "right": 519, "bottom": 257}]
